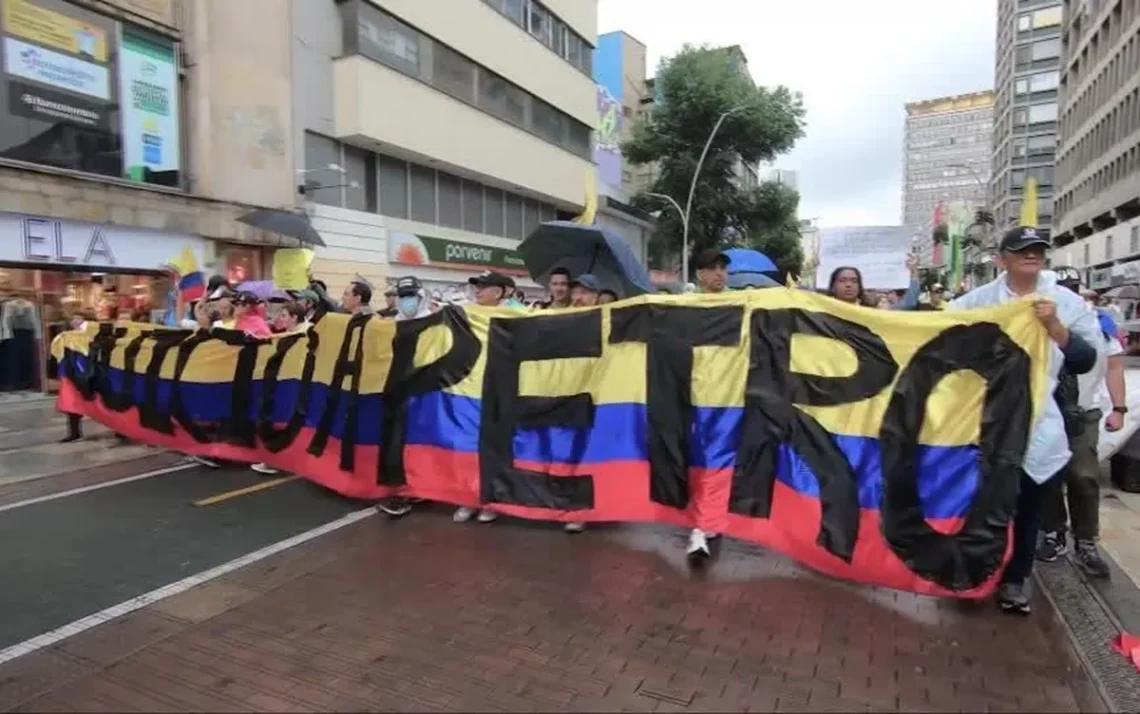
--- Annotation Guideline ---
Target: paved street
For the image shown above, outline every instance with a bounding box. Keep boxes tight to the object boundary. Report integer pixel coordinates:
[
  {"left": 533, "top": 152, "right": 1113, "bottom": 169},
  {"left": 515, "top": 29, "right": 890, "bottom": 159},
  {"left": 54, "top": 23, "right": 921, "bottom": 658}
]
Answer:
[{"left": 0, "top": 504, "right": 1100, "bottom": 712}]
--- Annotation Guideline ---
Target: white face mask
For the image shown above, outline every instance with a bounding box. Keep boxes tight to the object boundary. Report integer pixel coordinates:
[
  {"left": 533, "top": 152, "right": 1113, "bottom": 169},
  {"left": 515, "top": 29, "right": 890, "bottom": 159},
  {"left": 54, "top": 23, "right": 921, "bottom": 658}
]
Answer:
[{"left": 398, "top": 296, "right": 421, "bottom": 316}]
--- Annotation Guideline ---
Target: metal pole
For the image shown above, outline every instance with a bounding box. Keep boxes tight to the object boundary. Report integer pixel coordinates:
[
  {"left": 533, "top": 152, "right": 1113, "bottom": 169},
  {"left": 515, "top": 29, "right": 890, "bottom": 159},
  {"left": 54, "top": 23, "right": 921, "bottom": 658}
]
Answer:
[
  {"left": 682, "top": 105, "right": 748, "bottom": 282},
  {"left": 644, "top": 192, "right": 688, "bottom": 271}
]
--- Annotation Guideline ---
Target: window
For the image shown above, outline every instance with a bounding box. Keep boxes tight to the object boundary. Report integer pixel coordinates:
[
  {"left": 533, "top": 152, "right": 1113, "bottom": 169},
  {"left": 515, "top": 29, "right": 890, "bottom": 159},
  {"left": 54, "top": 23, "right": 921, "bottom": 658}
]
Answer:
[
  {"left": 523, "top": 198, "right": 541, "bottom": 237},
  {"left": 531, "top": 98, "right": 565, "bottom": 144},
  {"left": 1107, "top": 235, "right": 1115, "bottom": 260},
  {"left": 1029, "top": 165, "right": 1054, "bottom": 186},
  {"left": 1014, "top": 107, "right": 1029, "bottom": 124},
  {"left": 504, "top": 193, "right": 524, "bottom": 238},
  {"left": 539, "top": 203, "right": 556, "bottom": 223},
  {"left": 1027, "top": 134, "right": 1056, "bottom": 155},
  {"left": 1011, "top": 169, "right": 1026, "bottom": 188},
  {"left": 304, "top": 132, "right": 342, "bottom": 207},
  {"left": 1132, "top": 225, "right": 1140, "bottom": 255},
  {"left": 437, "top": 171, "right": 462, "bottom": 228},
  {"left": 1028, "top": 102, "right": 1058, "bottom": 123},
  {"left": 1085, "top": 243, "right": 1091, "bottom": 264},
  {"left": 0, "top": 5, "right": 183, "bottom": 189},
  {"left": 552, "top": 21, "right": 566, "bottom": 57},
  {"left": 477, "top": 69, "right": 525, "bottom": 126},
  {"left": 1032, "top": 7, "right": 1062, "bottom": 28},
  {"left": 485, "top": 188, "right": 506, "bottom": 236},
  {"left": 462, "top": 180, "right": 484, "bottom": 233},
  {"left": 433, "top": 44, "right": 476, "bottom": 103},
  {"left": 409, "top": 165, "right": 436, "bottom": 223},
  {"left": 502, "top": 0, "right": 525, "bottom": 24},
  {"left": 357, "top": 4, "right": 421, "bottom": 75},
  {"left": 1029, "top": 71, "right": 1059, "bottom": 92},
  {"left": 528, "top": 2, "right": 552, "bottom": 44},
  {"left": 1031, "top": 38, "right": 1061, "bottom": 60},
  {"left": 376, "top": 155, "right": 408, "bottom": 218},
  {"left": 1013, "top": 138, "right": 1027, "bottom": 156},
  {"left": 567, "top": 34, "right": 582, "bottom": 69},
  {"left": 1017, "top": 14, "right": 1032, "bottom": 31},
  {"left": 1015, "top": 78, "right": 1030, "bottom": 94},
  {"left": 344, "top": 146, "right": 372, "bottom": 212}
]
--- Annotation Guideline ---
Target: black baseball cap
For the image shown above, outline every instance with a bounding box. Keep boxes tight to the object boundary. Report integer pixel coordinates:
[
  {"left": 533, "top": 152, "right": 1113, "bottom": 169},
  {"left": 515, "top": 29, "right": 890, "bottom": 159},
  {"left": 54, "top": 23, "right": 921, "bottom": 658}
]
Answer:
[
  {"left": 694, "top": 248, "right": 731, "bottom": 270},
  {"left": 469, "top": 270, "right": 515, "bottom": 290},
  {"left": 232, "top": 290, "right": 262, "bottom": 306},
  {"left": 395, "top": 276, "right": 422, "bottom": 297},
  {"left": 999, "top": 226, "right": 1050, "bottom": 253}
]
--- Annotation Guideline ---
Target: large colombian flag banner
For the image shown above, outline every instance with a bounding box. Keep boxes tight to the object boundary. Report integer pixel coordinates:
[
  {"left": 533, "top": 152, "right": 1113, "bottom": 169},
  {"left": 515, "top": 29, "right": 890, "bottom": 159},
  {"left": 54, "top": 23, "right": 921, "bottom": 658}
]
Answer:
[{"left": 52, "top": 289, "right": 1050, "bottom": 598}]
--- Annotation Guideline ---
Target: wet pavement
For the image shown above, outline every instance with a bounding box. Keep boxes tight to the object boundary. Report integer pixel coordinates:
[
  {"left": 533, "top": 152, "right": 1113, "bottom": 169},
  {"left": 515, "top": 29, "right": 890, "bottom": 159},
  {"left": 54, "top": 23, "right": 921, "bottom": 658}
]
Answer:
[
  {"left": 0, "top": 463, "right": 360, "bottom": 652},
  {"left": 0, "top": 507, "right": 1100, "bottom": 712}
]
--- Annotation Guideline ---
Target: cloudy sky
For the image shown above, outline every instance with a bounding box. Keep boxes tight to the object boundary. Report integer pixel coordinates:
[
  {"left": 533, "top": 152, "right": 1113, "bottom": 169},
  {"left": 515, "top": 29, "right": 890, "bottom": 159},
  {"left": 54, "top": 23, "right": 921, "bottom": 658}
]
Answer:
[{"left": 598, "top": 0, "right": 997, "bottom": 227}]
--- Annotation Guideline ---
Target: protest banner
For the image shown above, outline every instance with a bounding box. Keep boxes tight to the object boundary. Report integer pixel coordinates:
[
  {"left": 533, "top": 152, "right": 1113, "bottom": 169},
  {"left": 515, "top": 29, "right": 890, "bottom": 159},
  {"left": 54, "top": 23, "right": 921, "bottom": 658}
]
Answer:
[
  {"left": 52, "top": 289, "right": 1049, "bottom": 598},
  {"left": 815, "top": 226, "right": 914, "bottom": 290}
]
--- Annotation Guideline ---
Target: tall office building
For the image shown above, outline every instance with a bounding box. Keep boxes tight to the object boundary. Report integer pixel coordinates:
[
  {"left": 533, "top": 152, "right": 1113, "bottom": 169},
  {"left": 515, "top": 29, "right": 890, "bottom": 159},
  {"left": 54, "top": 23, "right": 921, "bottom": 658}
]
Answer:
[
  {"left": 991, "top": 0, "right": 1064, "bottom": 233},
  {"left": 1050, "top": 0, "right": 1140, "bottom": 287},
  {"left": 902, "top": 92, "right": 995, "bottom": 266}
]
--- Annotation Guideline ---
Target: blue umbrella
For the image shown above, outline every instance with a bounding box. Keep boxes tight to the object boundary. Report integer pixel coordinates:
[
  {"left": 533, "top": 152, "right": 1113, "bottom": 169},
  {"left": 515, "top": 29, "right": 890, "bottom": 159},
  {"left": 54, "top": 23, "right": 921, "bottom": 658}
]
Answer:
[
  {"left": 728, "top": 272, "right": 780, "bottom": 290},
  {"left": 520, "top": 221, "right": 654, "bottom": 297},
  {"left": 723, "top": 248, "right": 777, "bottom": 275}
]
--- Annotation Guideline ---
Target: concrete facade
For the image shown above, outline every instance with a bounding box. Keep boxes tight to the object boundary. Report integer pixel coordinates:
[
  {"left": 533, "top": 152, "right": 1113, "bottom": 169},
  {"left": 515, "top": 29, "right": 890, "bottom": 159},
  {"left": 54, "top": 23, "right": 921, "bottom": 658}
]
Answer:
[{"left": 1053, "top": 0, "right": 1140, "bottom": 248}]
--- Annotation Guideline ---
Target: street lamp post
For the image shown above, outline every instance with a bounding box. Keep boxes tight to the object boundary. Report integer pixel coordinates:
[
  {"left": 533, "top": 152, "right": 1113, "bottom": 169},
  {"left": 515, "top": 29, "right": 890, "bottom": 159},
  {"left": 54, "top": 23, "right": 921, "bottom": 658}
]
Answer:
[
  {"left": 680, "top": 104, "right": 749, "bottom": 282},
  {"left": 645, "top": 192, "right": 687, "bottom": 277}
]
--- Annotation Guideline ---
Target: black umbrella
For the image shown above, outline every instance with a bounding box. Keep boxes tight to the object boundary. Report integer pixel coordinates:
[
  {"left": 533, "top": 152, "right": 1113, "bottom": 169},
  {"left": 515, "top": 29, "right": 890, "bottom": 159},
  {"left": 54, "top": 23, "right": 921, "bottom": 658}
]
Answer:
[{"left": 236, "top": 208, "right": 326, "bottom": 247}]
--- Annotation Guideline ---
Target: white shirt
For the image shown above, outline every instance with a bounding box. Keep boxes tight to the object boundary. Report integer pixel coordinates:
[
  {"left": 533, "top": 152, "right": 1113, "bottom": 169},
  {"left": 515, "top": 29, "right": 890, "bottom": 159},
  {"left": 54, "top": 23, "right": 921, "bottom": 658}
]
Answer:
[
  {"left": 948, "top": 270, "right": 1101, "bottom": 484},
  {"left": 1077, "top": 324, "right": 1124, "bottom": 413}
]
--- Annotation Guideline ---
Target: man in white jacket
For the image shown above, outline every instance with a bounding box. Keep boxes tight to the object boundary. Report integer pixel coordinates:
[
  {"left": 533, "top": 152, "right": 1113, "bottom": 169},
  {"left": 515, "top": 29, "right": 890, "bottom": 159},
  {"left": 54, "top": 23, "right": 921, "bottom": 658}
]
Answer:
[{"left": 948, "top": 227, "right": 1100, "bottom": 614}]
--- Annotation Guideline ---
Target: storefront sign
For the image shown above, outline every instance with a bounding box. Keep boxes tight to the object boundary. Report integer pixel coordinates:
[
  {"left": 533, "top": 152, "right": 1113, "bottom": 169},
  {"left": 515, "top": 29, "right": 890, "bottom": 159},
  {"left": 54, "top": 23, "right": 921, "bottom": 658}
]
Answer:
[
  {"left": 2, "top": 0, "right": 108, "bottom": 62},
  {"left": 387, "top": 231, "right": 527, "bottom": 275},
  {"left": 1115, "top": 259, "right": 1140, "bottom": 285},
  {"left": 1088, "top": 266, "right": 1114, "bottom": 290},
  {"left": 118, "top": 32, "right": 180, "bottom": 179},
  {"left": 0, "top": 212, "right": 205, "bottom": 271},
  {"left": 7, "top": 79, "right": 109, "bottom": 129},
  {"left": 3, "top": 36, "right": 110, "bottom": 100}
]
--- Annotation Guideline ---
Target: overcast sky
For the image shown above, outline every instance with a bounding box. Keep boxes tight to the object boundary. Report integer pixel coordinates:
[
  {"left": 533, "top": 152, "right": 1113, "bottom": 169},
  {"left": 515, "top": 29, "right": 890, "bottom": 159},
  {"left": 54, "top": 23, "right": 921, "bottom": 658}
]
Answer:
[{"left": 598, "top": 0, "right": 997, "bottom": 227}]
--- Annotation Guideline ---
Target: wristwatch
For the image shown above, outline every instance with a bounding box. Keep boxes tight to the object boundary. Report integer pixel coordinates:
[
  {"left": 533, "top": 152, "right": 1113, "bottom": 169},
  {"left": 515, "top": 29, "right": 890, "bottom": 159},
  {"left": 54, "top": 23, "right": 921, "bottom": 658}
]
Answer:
[{"left": 1113, "top": 406, "right": 1129, "bottom": 414}]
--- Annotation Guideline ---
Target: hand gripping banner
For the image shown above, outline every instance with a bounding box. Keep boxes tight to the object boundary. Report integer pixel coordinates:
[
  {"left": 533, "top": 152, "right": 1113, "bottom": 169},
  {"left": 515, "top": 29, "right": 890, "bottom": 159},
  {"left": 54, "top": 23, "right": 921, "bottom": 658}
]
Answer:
[{"left": 52, "top": 289, "right": 1049, "bottom": 598}]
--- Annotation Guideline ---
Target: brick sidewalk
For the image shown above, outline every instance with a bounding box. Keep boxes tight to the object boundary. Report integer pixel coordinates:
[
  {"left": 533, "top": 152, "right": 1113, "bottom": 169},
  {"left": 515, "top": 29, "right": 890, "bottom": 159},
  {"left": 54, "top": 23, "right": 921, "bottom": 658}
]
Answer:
[{"left": 1, "top": 509, "right": 1100, "bottom": 712}]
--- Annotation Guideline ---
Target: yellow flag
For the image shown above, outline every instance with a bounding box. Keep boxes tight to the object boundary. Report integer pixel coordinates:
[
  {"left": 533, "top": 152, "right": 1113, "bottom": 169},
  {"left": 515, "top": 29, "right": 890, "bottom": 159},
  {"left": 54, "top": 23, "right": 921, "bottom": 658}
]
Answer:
[
  {"left": 273, "top": 248, "right": 315, "bottom": 290},
  {"left": 573, "top": 169, "right": 598, "bottom": 225},
  {"left": 1020, "top": 177, "right": 1038, "bottom": 228}
]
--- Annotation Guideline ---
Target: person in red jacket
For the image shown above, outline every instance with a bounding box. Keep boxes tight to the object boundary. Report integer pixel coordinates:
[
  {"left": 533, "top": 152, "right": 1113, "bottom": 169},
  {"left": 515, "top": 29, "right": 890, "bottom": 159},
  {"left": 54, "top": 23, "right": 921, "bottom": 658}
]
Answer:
[{"left": 233, "top": 291, "right": 272, "bottom": 338}]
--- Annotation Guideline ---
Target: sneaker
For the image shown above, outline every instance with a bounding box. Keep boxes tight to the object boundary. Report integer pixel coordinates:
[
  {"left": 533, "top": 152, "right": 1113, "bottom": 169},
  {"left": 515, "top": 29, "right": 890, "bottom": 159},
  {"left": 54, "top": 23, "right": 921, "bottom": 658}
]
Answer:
[
  {"left": 565, "top": 522, "right": 585, "bottom": 533},
  {"left": 997, "top": 581, "right": 1032, "bottom": 615},
  {"left": 1075, "top": 540, "right": 1111, "bottom": 579},
  {"left": 476, "top": 508, "right": 497, "bottom": 523},
  {"left": 1036, "top": 531, "right": 1068, "bottom": 562},
  {"left": 453, "top": 506, "right": 476, "bottom": 523},
  {"left": 686, "top": 528, "right": 711, "bottom": 565},
  {"left": 250, "top": 462, "right": 279, "bottom": 475},
  {"left": 377, "top": 498, "right": 411, "bottom": 517},
  {"left": 187, "top": 454, "right": 220, "bottom": 469}
]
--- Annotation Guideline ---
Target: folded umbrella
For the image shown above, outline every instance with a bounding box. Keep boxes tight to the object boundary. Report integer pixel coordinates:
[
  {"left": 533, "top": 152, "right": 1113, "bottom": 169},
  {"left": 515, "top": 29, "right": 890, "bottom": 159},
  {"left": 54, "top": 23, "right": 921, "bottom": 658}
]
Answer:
[
  {"left": 520, "top": 221, "right": 653, "bottom": 298},
  {"left": 237, "top": 208, "right": 327, "bottom": 247}
]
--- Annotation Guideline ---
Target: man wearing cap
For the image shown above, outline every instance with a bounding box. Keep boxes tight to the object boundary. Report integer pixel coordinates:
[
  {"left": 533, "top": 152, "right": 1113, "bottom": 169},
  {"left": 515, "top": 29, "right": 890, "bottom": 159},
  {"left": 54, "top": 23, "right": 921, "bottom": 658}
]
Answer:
[
  {"left": 949, "top": 226, "right": 1100, "bottom": 614},
  {"left": 341, "top": 275, "right": 375, "bottom": 316},
  {"left": 570, "top": 273, "right": 602, "bottom": 307},
  {"left": 393, "top": 276, "right": 433, "bottom": 321},
  {"left": 693, "top": 248, "right": 730, "bottom": 294},
  {"left": 468, "top": 271, "right": 515, "bottom": 308},
  {"left": 928, "top": 283, "right": 947, "bottom": 310},
  {"left": 378, "top": 285, "right": 399, "bottom": 318}
]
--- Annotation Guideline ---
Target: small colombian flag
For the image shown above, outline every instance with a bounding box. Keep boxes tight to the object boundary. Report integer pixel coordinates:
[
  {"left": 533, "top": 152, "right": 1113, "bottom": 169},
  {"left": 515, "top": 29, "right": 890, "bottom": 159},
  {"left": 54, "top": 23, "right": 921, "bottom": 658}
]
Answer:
[{"left": 164, "top": 245, "right": 206, "bottom": 302}]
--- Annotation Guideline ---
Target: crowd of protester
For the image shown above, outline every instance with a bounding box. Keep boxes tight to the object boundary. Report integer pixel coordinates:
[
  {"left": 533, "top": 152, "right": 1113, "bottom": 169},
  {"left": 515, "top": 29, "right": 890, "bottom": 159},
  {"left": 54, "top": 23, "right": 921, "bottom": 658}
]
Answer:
[{"left": 57, "top": 227, "right": 1130, "bottom": 615}]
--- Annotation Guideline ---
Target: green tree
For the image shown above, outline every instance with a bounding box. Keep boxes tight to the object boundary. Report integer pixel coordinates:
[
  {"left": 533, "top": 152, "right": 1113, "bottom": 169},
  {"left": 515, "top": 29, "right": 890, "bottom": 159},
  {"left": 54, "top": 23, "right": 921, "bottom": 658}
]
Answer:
[{"left": 624, "top": 45, "right": 806, "bottom": 279}]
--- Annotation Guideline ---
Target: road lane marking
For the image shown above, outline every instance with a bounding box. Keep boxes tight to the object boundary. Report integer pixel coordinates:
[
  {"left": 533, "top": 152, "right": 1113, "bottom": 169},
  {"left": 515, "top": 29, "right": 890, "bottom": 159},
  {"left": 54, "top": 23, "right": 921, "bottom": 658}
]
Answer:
[
  {"left": 0, "top": 463, "right": 197, "bottom": 514},
  {"left": 193, "top": 475, "right": 300, "bottom": 506},
  {"left": 0, "top": 505, "right": 378, "bottom": 666}
]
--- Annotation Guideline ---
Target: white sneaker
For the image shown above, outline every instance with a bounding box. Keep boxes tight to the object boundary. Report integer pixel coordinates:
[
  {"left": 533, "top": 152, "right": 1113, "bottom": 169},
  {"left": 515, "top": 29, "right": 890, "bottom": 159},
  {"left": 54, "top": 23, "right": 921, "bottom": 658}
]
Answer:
[
  {"left": 565, "top": 522, "right": 585, "bottom": 533},
  {"left": 453, "top": 507, "right": 476, "bottom": 523},
  {"left": 686, "top": 528, "right": 710, "bottom": 560},
  {"left": 250, "top": 462, "right": 279, "bottom": 475},
  {"left": 476, "top": 508, "right": 497, "bottom": 523}
]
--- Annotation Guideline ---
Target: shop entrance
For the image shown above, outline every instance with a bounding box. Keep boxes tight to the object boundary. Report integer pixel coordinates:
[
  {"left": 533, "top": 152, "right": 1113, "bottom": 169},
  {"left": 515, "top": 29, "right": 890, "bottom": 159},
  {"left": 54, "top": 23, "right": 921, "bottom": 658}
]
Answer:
[{"left": 0, "top": 264, "right": 171, "bottom": 395}]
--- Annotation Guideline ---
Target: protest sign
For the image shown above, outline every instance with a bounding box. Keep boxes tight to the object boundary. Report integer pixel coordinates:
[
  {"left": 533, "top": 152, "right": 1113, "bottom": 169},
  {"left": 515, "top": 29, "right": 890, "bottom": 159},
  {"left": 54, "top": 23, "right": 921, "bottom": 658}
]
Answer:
[
  {"left": 815, "top": 226, "right": 914, "bottom": 290},
  {"left": 52, "top": 289, "right": 1048, "bottom": 598}
]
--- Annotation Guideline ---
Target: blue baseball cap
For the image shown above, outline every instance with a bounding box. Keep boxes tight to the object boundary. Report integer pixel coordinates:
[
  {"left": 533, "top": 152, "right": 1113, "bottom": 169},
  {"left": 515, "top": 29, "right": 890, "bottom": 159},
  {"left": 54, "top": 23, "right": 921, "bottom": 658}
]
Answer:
[{"left": 571, "top": 274, "right": 601, "bottom": 292}]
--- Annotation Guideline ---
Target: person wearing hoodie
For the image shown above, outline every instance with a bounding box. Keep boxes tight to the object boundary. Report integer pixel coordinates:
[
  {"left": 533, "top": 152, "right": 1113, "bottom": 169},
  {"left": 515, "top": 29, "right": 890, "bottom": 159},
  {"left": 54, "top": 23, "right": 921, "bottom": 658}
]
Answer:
[{"left": 948, "top": 227, "right": 1099, "bottom": 615}]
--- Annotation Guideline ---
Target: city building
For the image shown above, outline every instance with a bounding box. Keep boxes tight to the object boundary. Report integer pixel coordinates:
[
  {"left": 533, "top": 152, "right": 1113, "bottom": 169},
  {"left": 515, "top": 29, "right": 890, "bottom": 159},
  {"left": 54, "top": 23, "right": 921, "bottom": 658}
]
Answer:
[
  {"left": 798, "top": 217, "right": 820, "bottom": 285},
  {"left": 991, "top": 0, "right": 1064, "bottom": 233},
  {"left": 0, "top": 0, "right": 299, "bottom": 396},
  {"left": 592, "top": 29, "right": 654, "bottom": 266},
  {"left": 902, "top": 91, "right": 995, "bottom": 267},
  {"left": 301, "top": 0, "right": 598, "bottom": 298},
  {"left": 1050, "top": 0, "right": 1140, "bottom": 288},
  {"left": 758, "top": 167, "right": 800, "bottom": 193}
]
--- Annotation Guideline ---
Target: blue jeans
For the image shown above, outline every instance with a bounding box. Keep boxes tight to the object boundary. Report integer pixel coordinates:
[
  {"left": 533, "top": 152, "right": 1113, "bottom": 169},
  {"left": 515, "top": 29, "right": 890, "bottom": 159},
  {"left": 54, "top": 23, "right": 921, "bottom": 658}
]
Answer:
[{"left": 1001, "top": 470, "right": 1054, "bottom": 586}]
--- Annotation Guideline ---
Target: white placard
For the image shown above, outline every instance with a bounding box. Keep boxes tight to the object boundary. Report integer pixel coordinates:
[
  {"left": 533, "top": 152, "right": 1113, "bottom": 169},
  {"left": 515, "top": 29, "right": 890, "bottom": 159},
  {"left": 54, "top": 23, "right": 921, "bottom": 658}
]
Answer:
[
  {"left": 3, "top": 37, "right": 110, "bottom": 100},
  {"left": 814, "top": 226, "right": 913, "bottom": 291}
]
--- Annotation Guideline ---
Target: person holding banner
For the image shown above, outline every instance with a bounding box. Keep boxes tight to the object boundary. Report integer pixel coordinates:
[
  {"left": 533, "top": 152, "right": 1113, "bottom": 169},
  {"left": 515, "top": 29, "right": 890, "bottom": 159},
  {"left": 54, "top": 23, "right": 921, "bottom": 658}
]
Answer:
[
  {"left": 826, "top": 254, "right": 920, "bottom": 309},
  {"left": 949, "top": 226, "right": 1100, "bottom": 615}
]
